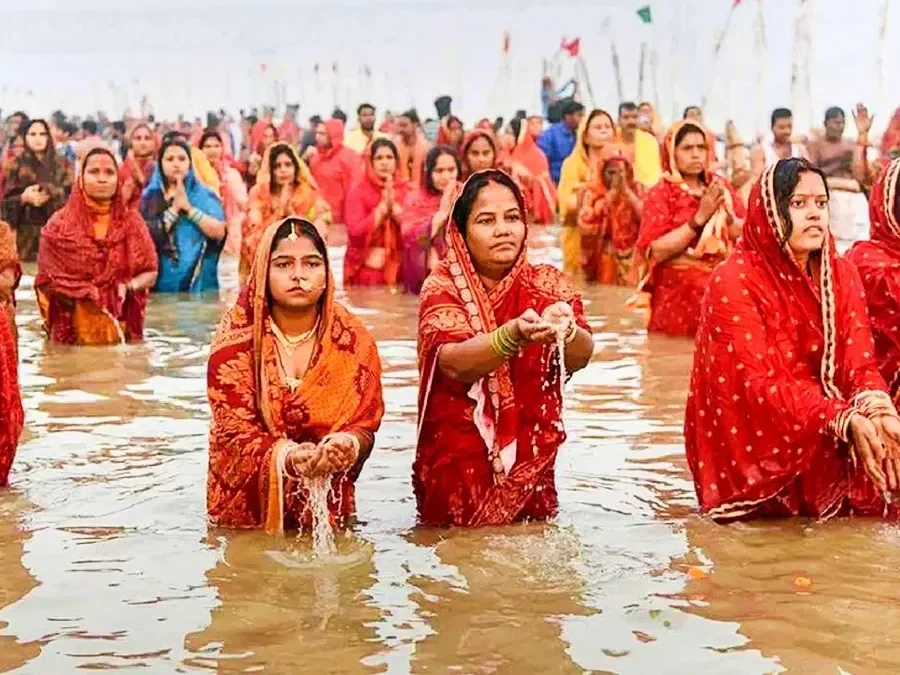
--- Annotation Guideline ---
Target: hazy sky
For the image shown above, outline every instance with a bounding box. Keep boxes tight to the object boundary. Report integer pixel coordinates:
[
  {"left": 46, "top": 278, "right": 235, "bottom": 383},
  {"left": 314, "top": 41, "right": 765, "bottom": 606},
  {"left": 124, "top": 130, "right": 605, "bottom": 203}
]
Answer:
[{"left": 0, "top": 0, "right": 896, "bottom": 136}]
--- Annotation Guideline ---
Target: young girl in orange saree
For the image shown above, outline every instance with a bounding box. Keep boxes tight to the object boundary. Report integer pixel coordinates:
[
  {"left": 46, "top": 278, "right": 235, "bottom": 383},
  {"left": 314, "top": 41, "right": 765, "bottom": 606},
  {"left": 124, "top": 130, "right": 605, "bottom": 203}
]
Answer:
[
  {"left": 415, "top": 170, "right": 594, "bottom": 527},
  {"left": 207, "top": 217, "right": 384, "bottom": 531},
  {"left": 242, "top": 142, "right": 331, "bottom": 280},
  {"left": 686, "top": 159, "right": 900, "bottom": 522}
]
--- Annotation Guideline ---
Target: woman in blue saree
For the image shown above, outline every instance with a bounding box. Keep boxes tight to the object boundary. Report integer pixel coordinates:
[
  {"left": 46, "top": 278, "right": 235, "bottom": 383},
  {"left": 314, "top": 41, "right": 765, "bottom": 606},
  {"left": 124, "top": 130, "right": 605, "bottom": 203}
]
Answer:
[{"left": 140, "top": 138, "right": 226, "bottom": 293}]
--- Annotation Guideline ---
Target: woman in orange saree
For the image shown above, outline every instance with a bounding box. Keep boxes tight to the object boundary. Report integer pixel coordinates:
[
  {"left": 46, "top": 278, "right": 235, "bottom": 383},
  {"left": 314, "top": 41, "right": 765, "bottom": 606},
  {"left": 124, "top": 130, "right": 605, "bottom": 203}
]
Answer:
[
  {"left": 414, "top": 170, "right": 594, "bottom": 527},
  {"left": 847, "top": 157, "right": 900, "bottom": 402},
  {"left": 636, "top": 121, "right": 744, "bottom": 338},
  {"left": 207, "top": 217, "right": 384, "bottom": 531},
  {"left": 242, "top": 143, "right": 331, "bottom": 280},
  {"left": 35, "top": 147, "right": 158, "bottom": 346},
  {"left": 343, "top": 138, "right": 410, "bottom": 287},
  {"left": 578, "top": 148, "right": 643, "bottom": 285},
  {"left": 509, "top": 116, "right": 558, "bottom": 224},
  {"left": 119, "top": 123, "right": 157, "bottom": 210},
  {"left": 686, "top": 158, "right": 900, "bottom": 522}
]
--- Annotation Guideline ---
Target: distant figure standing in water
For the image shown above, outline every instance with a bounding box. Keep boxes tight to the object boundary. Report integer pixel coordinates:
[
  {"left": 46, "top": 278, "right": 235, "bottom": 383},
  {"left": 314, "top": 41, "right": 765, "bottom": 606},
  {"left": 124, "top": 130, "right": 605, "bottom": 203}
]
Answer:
[
  {"left": 0, "top": 219, "right": 21, "bottom": 345},
  {"left": 686, "top": 159, "right": 900, "bottom": 523},
  {"left": 0, "top": 294, "right": 21, "bottom": 487},
  {"left": 414, "top": 170, "right": 594, "bottom": 527},
  {"left": 207, "top": 218, "right": 384, "bottom": 531},
  {"left": 36, "top": 147, "right": 158, "bottom": 345},
  {"left": 140, "top": 138, "right": 226, "bottom": 293}
]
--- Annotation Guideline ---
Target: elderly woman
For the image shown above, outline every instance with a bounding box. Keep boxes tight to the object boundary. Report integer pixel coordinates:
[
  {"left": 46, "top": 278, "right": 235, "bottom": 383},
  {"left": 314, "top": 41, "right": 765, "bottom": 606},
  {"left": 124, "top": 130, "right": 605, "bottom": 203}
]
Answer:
[
  {"left": 414, "top": 169, "right": 594, "bottom": 527},
  {"left": 207, "top": 217, "right": 384, "bottom": 531},
  {"left": 36, "top": 147, "right": 158, "bottom": 345},
  {"left": 686, "top": 158, "right": 900, "bottom": 522},
  {"left": 140, "top": 138, "right": 226, "bottom": 293},
  {"left": 0, "top": 119, "right": 72, "bottom": 261}
]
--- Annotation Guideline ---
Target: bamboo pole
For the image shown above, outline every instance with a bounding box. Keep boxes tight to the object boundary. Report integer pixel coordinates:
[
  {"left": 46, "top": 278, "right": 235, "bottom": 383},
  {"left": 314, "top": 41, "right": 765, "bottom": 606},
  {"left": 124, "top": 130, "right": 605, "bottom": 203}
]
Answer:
[{"left": 701, "top": 3, "right": 738, "bottom": 110}]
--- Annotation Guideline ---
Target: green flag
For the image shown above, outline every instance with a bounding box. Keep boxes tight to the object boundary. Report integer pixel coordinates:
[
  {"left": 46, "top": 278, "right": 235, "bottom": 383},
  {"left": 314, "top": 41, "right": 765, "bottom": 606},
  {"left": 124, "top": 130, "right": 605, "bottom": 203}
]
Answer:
[{"left": 637, "top": 5, "right": 652, "bottom": 24}]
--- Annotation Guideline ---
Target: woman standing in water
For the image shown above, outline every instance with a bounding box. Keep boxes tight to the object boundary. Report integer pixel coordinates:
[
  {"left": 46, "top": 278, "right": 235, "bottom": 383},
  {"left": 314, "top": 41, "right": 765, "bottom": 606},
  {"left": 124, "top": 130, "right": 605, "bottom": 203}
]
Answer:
[
  {"left": 119, "top": 123, "right": 157, "bottom": 211},
  {"left": 140, "top": 138, "right": 226, "bottom": 293},
  {"left": 400, "top": 145, "right": 460, "bottom": 293},
  {"left": 0, "top": 291, "right": 21, "bottom": 487},
  {"left": 847, "top": 157, "right": 900, "bottom": 400},
  {"left": 343, "top": 138, "right": 410, "bottom": 287},
  {"left": 0, "top": 219, "right": 20, "bottom": 345},
  {"left": 36, "top": 147, "right": 158, "bottom": 345},
  {"left": 686, "top": 159, "right": 900, "bottom": 522},
  {"left": 207, "top": 217, "right": 384, "bottom": 531},
  {"left": 414, "top": 170, "right": 594, "bottom": 527},
  {"left": 636, "top": 120, "right": 744, "bottom": 338},
  {"left": 1, "top": 119, "right": 72, "bottom": 262},
  {"left": 243, "top": 142, "right": 331, "bottom": 279}
]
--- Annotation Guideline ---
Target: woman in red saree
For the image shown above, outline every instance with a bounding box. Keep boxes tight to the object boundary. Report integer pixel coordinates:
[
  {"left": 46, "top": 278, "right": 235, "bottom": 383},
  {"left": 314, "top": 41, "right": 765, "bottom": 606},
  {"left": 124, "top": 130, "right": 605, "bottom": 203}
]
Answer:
[
  {"left": 246, "top": 124, "right": 279, "bottom": 187},
  {"left": 242, "top": 142, "right": 331, "bottom": 280},
  {"left": 0, "top": 277, "right": 22, "bottom": 487},
  {"left": 636, "top": 120, "right": 745, "bottom": 338},
  {"left": 119, "top": 123, "right": 157, "bottom": 210},
  {"left": 847, "top": 157, "right": 900, "bottom": 401},
  {"left": 0, "top": 219, "right": 21, "bottom": 345},
  {"left": 207, "top": 217, "right": 384, "bottom": 531},
  {"left": 415, "top": 170, "right": 595, "bottom": 527},
  {"left": 436, "top": 115, "right": 465, "bottom": 156},
  {"left": 343, "top": 138, "right": 410, "bottom": 287},
  {"left": 686, "top": 158, "right": 900, "bottom": 522},
  {"left": 35, "top": 147, "right": 158, "bottom": 346},
  {"left": 578, "top": 147, "right": 643, "bottom": 285},
  {"left": 400, "top": 145, "right": 461, "bottom": 294},
  {"left": 509, "top": 116, "right": 558, "bottom": 224}
]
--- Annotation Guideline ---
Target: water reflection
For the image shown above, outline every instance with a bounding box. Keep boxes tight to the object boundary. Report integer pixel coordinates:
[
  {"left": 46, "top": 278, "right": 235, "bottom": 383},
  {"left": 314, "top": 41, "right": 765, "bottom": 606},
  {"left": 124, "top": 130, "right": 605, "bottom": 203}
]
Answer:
[{"left": 0, "top": 233, "right": 893, "bottom": 672}]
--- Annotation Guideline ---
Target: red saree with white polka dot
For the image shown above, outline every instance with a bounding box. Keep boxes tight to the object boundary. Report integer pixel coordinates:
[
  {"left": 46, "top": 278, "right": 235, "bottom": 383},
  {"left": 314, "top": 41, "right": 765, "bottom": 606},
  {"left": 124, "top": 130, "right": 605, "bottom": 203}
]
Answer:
[
  {"left": 685, "top": 164, "right": 893, "bottom": 522},
  {"left": 847, "top": 158, "right": 900, "bottom": 403},
  {"left": 414, "top": 170, "right": 590, "bottom": 527}
]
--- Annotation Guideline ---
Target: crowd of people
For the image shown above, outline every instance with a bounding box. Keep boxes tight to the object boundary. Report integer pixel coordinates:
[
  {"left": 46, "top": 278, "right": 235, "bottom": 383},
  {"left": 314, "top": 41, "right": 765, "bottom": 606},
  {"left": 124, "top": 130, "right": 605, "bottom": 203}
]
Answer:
[{"left": 2, "top": 93, "right": 900, "bottom": 530}]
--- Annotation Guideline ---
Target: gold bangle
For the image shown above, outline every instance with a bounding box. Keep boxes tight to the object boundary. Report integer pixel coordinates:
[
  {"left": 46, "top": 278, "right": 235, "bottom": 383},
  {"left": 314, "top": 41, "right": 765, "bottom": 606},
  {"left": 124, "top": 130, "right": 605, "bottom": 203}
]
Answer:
[{"left": 564, "top": 321, "right": 578, "bottom": 344}]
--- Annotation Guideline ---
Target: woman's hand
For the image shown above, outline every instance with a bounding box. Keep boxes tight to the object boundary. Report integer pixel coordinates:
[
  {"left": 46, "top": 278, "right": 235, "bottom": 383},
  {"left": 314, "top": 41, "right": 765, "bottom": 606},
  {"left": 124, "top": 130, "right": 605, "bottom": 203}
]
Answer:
[
  {"left": 849, "top": 413, "right": 887, "bottom": 492},
  {"left": 22, "top": 184, "right": 49, "bottom": 207},
  {"left": 872, "top": 414, "right": 900, "bottom": 490},
  {"left": 695, "top": 183, "right": 725, "bottom": 226},
  {"left": 286, "top": 441, "right": 329, "bottom": 478},
  {"left": 509, "top": 309, "right": 555, "bottom": 345},
  {"left": 171, "top": 177, "right": 191, "bottom": 213},
  {"left": 541, "top": 301, "right": 574, "bottom": 335},
  {"left": 318, "top": 433, "right": 360, "bottom": 474}
]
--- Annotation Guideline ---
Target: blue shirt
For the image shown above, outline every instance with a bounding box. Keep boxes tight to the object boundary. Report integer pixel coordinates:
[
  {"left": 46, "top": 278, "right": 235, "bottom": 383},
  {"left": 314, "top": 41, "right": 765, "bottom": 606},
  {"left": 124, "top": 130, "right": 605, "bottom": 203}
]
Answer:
[{"left": 537, "top": 122, "right": 576, "bottom": 184}]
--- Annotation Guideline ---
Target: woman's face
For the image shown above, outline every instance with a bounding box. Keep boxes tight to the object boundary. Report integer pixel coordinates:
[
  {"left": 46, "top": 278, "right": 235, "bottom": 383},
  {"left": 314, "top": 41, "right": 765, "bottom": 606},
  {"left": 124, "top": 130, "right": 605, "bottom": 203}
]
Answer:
[
  {"left": 25, "top": 123, "right": 49, "bottom": 154},
  {"left": 786, "top": 171, "right": 829, "bottom": 255},
  {"left": 273, "top": 151, "right": 297, "bottom": 187},
  {"left": 10, "top": 137, "right": 24, "bottom": 158},
  {"left": 201, "top": 136, "right": 223, "bottom": 163},
  {"left": 262, "top": 126, "right": 277, "bottom": 148},
  {"left": 673, "top": 130, "right": 708, "bottom": 177},
  {"left": 448, "top": 120, "right": 464, "bottom": 144},
  {"left": 527, "top": 117, "right": 543, "bottom": 139},
  {"left": 602, "top": 161, "right": 624, "bottom": 188},
  {"left": 161, "top": 145, "right": 190, "bottom": 183},
  {"left": 431, "top": 153, "right": 458, "bottom": 192},
  {"left": 466, "top": 136, "right": 495, "bottom": 172},
  {"left": 464, "top": 181, "right": 525, "bottom": 276},
  {"left": 82, "top": 152, "right": 119, "bottom": 201},
  {"left": 131, "top": 127, "right": 155, "bottom": 157},
  {"left": 584, "top": 114, "right": 614, "bottom": 149},
  {"left": 268, "top": 232, "right": 327, "bottom": 311},
  {"left": 372, "top": 145, "right": 397, "bottom": 179}
]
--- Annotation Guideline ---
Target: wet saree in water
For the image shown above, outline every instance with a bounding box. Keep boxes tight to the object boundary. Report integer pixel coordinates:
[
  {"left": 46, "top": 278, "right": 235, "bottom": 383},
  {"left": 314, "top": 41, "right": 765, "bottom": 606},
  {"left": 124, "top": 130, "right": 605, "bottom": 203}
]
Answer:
[
  {"left": 35, "top": 152, "right": 158, "bottom": 346},
  {"left": 0, "top": 220, "right": 21, "bottom": 346},
  {"left": 139, "top": 143, "right": 225, "bottom": 293},
  {"left": 578, "top": 153, "right": 642, "bottom": 285},
  {"left": 207, "top": 219, "right": 384, "bottom": 531},
  {"left": 414, "top": 170, "right": 591, "bottom": 527},
  {"left": 0, "top": 297, "right": 21, "bottom": 487},
  {"left": 343, "top": 152, "right": 410, "bottom": 287},
  {"left": 636, "top": 121, "right": 744, "bottom": 338},
  {"left": 685, "top": 163, "right": 897, "bottom": 522},
  {"left": 847, "top": 158, "right": 900, "bottom": 402}
]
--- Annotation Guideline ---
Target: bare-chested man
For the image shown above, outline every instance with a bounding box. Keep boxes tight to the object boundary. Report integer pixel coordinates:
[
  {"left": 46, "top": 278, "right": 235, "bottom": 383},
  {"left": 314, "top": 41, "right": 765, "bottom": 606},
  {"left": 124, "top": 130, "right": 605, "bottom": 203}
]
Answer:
[
  {"left": 808, "top": 107, "right": 855, "bottom": 180},
  {"left": 750, "top": 108, "right": 808, "bottom": 177}
]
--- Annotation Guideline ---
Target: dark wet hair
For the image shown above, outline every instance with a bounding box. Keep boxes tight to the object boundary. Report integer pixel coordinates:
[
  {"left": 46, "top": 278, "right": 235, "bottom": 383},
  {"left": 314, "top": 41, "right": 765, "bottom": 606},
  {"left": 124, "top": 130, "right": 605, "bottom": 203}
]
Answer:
[
  {"left": 156, "top": 137, "right": 193, "bottom": 187},
  {"left": 773, "top": 158, "right": 830, "bottom": 247},
  {"left": 825, "top": 106, "right": 845, "bottom": 123},
  {"left": 198, "top": 128, "right": 223, "bottom": 149},
  {"left": 370, "top": 137, "right": 398, "bottom": 162},
  {"left": 357, "top": 103, "right": 375, "bottom": 116},
  {"left": 683, "top": 105, "right": 702, "bottom": 119},
  {"left": 268, "top": 144, "right": 300, "bottom": 190},
  {"left": 771, "top": 107, "right": 792, "bottom": 128},
  {"left": 424, "top": 145, "right": 461, "bottom": 195},
  {"left": 674, "top": 122, "right": 707, "bottom": 148},
  {"left": 269, "top": 218, "right": 330, "bottom": 299},
  {"left": 451, "top": 171, "right": 522, "bottom": 238}
]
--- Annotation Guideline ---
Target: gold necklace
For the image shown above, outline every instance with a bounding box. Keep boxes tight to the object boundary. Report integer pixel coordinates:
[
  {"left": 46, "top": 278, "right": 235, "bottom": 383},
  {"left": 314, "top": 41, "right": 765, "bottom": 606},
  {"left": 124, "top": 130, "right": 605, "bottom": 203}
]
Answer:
[{"left": 270, "top": 317, "right": 319, "bottom": 351}]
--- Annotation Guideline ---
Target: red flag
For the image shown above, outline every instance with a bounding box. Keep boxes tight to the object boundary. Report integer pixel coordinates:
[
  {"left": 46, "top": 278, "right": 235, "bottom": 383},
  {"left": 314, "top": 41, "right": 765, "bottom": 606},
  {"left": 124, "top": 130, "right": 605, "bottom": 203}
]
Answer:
[{"left": 561, "top": 37, "right": 581, "bottom": 58}]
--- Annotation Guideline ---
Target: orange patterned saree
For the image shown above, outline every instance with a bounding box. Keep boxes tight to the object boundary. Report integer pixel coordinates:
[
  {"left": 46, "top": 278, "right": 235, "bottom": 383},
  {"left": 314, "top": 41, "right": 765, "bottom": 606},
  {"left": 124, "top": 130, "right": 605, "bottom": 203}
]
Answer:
[{"left": 207, "top": 218, "right": 384, "bottom": 531}]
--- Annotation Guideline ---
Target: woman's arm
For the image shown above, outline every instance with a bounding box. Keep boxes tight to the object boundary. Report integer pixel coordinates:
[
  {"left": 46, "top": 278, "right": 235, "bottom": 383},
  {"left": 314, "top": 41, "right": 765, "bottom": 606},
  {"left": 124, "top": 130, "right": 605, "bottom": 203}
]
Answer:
[
  {"left": 438, "top": 322, "right": 519, "bottom": 383},
  {"left": 650, "top": 220, "right": 701, "bottom": 263},
  {"left": 126, "top": 270, "right": 158, "bottom": 293},
  {"left": 189, "top": 207, "right": 227, "bottom": 241}
]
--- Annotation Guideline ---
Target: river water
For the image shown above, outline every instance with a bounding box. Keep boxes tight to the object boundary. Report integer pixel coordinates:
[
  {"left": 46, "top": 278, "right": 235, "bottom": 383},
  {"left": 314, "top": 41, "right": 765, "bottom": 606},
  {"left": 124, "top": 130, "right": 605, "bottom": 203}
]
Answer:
[{"left": 2, "top": 228, "right": 900, "bottom": 674}]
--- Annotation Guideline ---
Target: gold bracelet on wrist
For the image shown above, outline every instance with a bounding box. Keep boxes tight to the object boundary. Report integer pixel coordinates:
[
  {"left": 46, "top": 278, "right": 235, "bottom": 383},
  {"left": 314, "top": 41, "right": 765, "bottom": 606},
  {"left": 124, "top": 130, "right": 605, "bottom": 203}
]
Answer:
[
  {"left": 490, "top": 325, "right": 522, "bottom": 358},
  {"left": 564, "top": 321, "right": 578, "bottom": 344}
]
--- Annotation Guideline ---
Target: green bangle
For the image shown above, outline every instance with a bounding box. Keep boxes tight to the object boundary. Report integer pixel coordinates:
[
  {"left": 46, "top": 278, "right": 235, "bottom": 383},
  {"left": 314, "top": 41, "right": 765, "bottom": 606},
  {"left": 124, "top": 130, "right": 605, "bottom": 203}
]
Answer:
[{"left": 490, "top": 325, "right": 522, "bottom": 358}]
